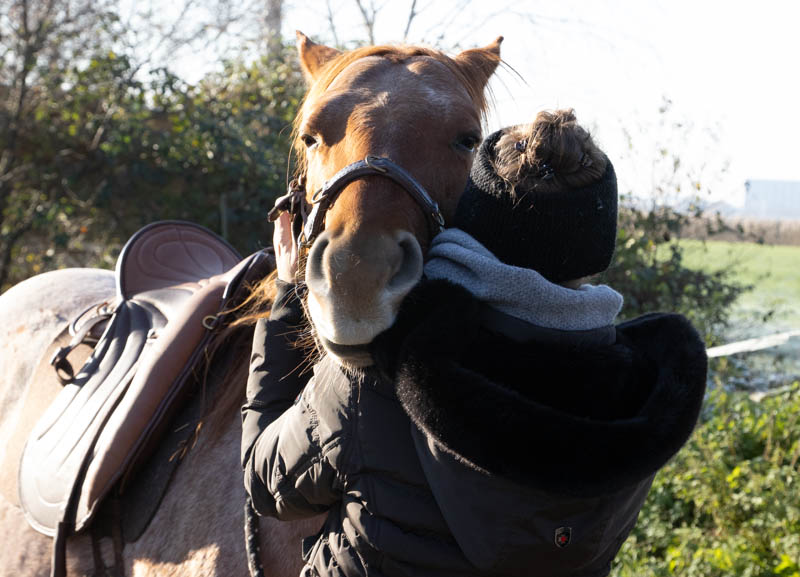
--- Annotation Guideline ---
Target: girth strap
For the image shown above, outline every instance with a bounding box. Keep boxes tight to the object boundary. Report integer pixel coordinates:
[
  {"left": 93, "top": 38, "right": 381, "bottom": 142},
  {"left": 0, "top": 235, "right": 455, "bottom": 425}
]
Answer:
[{"left": 50, "top": 302, "right": 115, "bottom": 385}]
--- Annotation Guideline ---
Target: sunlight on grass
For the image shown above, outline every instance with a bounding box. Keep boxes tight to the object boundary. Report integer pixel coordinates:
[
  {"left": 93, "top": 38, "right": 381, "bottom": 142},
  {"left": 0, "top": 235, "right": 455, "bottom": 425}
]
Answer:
[{"left": 675, "top": 240, "right": 800, "bottom": 333}]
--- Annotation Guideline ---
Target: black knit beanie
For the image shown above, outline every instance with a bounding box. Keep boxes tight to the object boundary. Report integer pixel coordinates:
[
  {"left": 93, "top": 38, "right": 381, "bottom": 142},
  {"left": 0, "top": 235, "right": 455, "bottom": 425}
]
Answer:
[{"left": 455, "top": 128, "right": 618, "bottom": 283}]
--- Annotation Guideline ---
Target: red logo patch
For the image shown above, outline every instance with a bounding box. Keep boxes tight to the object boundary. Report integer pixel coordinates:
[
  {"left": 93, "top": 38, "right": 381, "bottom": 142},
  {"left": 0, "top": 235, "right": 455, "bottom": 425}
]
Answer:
[{"left": 555, "top": 527, "right": 572, "bottom": 548}]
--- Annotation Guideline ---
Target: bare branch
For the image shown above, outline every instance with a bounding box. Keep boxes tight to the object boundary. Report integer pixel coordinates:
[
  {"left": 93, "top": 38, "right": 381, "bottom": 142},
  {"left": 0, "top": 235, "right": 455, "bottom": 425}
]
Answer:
[
  {"left": 402, "top": 0, "right": 417, "bottom": 42},
  {"left": 353, "top": 0, "right": 375, "bottom": 45},
  {"left": 417, "top": 0, "right": 473, "bottom": 46},
  {"left": 445, "top": 0, "right": 517, "bottom": 48},
  {"left": 142, "top": 0, "right": 200, "bottom": 64},
  {"left": 265, "top": 0, "right": 283, "bottom": 55},
  {"left": 325, "top": 0, "right": 340, "bottom": 47},
  {"left": 20, "top": 0, "right": 30, "bottom": 37}
]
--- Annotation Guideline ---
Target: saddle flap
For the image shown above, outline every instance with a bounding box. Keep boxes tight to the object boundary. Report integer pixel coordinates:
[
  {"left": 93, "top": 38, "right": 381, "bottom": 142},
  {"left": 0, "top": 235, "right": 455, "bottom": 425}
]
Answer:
[
  {"left": 74, "top": 272, "right": 229, "bottom": 527},
  {"left": 18, "top": 300, "right": 157, "bottom": 535},
  {"left": 74, "top": 252, "right": 270, "bottom": 529}
]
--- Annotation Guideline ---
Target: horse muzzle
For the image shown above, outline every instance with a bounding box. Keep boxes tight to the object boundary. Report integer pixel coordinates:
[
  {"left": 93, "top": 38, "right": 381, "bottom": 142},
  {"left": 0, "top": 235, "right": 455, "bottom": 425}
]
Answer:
[{"left": 305, "top": 228, "right": 423, "bottom": 364}]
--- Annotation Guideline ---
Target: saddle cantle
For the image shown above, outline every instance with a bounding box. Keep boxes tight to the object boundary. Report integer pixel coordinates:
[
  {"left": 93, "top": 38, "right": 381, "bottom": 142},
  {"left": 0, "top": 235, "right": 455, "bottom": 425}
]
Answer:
[{"left": 17, "top": 220, "right": 273, "bottom": 573}]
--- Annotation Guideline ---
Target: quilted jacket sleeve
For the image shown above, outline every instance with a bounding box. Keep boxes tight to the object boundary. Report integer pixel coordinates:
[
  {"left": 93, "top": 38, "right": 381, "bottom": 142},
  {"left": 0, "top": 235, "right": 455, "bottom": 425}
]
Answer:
[{"left": 241, "top": 280, "right": 352, "bottom": 520}]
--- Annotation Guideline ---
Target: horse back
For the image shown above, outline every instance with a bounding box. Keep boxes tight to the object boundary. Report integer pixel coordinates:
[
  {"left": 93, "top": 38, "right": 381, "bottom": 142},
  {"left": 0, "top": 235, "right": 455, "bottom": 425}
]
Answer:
[{"left": 0, "top": 269, "right": 115, "bottom": 506}]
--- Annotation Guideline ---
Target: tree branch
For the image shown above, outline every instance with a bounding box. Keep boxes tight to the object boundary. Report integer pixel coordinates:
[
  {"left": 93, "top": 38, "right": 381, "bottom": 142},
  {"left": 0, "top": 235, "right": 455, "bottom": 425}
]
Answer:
[
  {"left": 0, "top": 212, "right": 34, "bottom": 291},
  {"left": 353, "top": 0, "right": 375, "bottom": 45},
  {"left": 325, "top": 0, "right": 340, "bottom": 47},
  {"left": 402, "top": 0, "right": 418, "bottom": 42}
]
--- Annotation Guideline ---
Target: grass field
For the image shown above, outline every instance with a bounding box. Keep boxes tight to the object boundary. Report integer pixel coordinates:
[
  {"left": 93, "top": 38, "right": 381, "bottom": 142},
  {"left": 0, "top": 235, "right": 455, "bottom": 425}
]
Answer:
[
  {"left": 677, "top": 239, "right": 800, "bottom": 382},
  {"left": 678, "top": 240, "right": 800, "bottom": 332}
]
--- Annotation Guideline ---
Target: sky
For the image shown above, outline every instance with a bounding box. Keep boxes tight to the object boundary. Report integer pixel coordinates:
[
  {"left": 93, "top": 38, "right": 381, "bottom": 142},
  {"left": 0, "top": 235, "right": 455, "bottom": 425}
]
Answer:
[{"left": 163, "top": 0, "right": 800, "bottom": 207}]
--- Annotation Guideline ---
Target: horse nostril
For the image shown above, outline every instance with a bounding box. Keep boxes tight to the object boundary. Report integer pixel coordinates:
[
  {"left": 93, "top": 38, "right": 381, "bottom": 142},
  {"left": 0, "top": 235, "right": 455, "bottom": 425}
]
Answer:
[
  {"left": 305, "top": 233, "right": 330, "bottom": 292},
  {"left": 388, "top": 233, "right": 423, "bottom": 294}
]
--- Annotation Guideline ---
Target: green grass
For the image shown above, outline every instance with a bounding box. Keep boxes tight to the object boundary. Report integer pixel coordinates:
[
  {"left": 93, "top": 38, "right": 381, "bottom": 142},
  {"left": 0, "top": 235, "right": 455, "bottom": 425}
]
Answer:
[
  {"left": 677, "top": 240, "right": 800, "bottom": 334},
  {"left": 674, "top": 239, "right": 800, "bottom": 381}
]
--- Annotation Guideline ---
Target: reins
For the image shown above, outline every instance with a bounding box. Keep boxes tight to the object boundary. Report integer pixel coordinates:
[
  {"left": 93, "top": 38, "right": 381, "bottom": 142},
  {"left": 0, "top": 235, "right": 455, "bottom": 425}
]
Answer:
[{"left": 244, "top": 498, "right": 265, "bottom": 577}]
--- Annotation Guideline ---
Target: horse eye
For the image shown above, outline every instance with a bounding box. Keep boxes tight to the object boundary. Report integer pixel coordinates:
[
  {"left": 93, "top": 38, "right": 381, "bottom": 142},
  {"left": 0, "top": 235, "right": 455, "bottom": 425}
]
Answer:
[
  {"left": 300, "top": 134, "right": 318, "bottom": 148},
  {"left": 455, "top": 134, "right": 479, "bottom": 152}
]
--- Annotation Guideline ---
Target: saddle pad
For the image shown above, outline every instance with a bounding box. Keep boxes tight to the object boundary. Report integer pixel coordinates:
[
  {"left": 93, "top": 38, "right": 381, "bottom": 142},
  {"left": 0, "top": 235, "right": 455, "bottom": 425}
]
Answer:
[{"left": 18, "top": 221, "right": 249, "bottom": 535}]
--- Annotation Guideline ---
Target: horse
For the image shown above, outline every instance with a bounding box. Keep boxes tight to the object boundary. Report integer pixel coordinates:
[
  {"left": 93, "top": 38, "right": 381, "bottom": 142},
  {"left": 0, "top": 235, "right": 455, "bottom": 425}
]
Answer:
[{"left": 0, "top": 31, "right": 501, "bottom": 575}]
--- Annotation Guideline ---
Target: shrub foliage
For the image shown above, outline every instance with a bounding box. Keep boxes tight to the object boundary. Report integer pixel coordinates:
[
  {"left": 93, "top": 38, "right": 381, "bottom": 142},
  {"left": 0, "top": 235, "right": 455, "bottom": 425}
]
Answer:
[
  {"left": 1, "top": 37, "right": 304, "bottom": 290},
  {"left": 612, "top": 384, "right": 800, "bottom": 577},
  {"left": 601, "top": 201, "right": 750, "bottom": 345}
]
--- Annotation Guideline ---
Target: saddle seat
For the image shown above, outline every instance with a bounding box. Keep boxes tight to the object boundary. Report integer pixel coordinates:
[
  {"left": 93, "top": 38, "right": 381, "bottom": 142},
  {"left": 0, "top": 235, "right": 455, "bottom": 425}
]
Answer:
[
  {"left": 18, "top": 221, "right": 270, "bottom": 543},
  {"left": 118, "top": 217, "right": 242, "bottom": 299}
]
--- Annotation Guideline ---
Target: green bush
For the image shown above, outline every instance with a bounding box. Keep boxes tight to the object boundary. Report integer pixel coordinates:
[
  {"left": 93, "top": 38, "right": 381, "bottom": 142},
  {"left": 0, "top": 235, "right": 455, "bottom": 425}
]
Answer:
[
  {"left": 612, "top": 384, "right": 800, "bottom": 577},
  {"left": 601, "top": 201, "right": 750, "bottom": 345},
  {"left": 1, "top": 44, "right": 304, "bottom": 291}
]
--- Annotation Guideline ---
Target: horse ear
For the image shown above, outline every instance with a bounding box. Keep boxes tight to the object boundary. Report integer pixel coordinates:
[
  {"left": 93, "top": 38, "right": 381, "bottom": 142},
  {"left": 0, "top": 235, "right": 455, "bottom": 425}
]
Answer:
[
  {"left": 296, "top": 31, "right": 341, "bottom": 82},
  {"left": 454, "top": 36, "right": 503, "bottom": 91}
]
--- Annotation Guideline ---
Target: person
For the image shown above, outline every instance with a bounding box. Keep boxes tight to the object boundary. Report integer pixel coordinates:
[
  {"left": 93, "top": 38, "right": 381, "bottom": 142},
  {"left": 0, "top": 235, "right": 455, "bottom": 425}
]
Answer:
[{"left": 240, "top": 109, "right": 708, "bottom": 577}]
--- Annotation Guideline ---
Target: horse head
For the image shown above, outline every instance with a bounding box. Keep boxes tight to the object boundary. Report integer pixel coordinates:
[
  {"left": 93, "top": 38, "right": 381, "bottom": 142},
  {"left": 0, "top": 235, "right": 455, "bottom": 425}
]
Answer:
[{"left": 293, "top": 32, "right": 501, "bottom": 367}]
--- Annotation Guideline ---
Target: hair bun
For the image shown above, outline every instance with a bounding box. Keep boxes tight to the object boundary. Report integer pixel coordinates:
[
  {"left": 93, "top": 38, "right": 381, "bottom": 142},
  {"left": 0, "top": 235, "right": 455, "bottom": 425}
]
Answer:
[{"left": 493, "top": 109, "right": 606, "bottom": 196}]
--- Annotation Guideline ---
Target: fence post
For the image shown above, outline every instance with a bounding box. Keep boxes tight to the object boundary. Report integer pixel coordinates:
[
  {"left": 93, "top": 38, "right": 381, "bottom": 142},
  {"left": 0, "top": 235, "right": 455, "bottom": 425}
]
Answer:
[{"left": 220, "top": 191, "right": 229, "bottom": 239}]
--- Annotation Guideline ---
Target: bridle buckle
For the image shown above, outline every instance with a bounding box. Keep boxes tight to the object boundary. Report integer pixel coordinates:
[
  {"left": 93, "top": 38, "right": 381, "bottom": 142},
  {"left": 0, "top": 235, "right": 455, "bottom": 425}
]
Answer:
[
  {"left": 432, "top": 209, "right": 445, "bottom": 230},
  {"left": 364, "top": 155, "right": 388, "bottom": 173}
]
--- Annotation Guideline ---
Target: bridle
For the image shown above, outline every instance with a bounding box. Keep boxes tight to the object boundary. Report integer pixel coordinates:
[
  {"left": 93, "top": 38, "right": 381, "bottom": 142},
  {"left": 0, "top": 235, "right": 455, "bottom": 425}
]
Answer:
[{"left": 269, "top": 155, "right": 446, "bottom": 248}]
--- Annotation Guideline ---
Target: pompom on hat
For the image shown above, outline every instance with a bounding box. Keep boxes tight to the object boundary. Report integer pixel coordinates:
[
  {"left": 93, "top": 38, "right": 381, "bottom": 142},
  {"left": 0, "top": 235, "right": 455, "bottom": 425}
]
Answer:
[{"left": 454, "top": 117, "right": 618, "bottom": 284}]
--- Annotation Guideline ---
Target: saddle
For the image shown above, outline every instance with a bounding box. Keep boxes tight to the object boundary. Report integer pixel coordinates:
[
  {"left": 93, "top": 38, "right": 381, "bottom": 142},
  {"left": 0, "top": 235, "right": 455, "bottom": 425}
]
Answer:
[{"left": 16, "top": 221, "right": 273, "bottom": 576}]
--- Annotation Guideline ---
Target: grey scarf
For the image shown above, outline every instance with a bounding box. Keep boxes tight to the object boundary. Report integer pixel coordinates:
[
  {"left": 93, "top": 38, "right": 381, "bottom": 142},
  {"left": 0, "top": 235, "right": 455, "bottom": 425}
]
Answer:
[{"left": 423, "top": 229, "right": 623, "bottom": 331}]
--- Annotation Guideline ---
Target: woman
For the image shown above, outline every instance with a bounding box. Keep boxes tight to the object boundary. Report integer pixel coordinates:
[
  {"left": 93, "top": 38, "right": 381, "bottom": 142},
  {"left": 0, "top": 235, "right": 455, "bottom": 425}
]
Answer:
[{"left": 241, "top": 110, "right": 707, "bottom": 576}]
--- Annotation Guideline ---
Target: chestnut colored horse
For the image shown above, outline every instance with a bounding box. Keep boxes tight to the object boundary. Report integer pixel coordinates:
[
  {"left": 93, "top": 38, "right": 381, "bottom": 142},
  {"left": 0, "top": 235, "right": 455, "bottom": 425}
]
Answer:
[
  {"left": 290, "top": 32, "right": 501, "bottom": 367},
  {"left": 0, "top": 33, "right": 501, "bottom": 575}
]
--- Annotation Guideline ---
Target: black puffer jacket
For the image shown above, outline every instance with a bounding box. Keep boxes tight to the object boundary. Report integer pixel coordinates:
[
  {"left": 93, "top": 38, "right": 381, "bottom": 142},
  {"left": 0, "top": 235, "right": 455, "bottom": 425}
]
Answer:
[{"left": 241, "top": 279, "right": 707, "bottom": 577}]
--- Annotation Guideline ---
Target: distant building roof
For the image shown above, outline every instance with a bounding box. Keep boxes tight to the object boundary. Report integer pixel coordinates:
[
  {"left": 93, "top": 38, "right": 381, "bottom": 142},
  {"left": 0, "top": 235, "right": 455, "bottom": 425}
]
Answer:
[{"left": 744, "top": 180, "right": 800, "bottom": 220}]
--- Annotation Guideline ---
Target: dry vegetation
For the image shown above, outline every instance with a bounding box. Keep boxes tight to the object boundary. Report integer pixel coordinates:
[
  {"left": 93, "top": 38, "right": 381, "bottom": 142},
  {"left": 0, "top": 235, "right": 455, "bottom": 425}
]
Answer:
[{"left": 683, "top": 217, "right": 800, "bottom": 246}]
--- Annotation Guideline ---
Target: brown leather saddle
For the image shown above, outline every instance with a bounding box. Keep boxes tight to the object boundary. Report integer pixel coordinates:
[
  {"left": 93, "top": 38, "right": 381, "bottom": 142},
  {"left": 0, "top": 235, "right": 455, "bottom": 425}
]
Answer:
[{"left": 17, "top": 220, "right": 273, "bottom": 576}]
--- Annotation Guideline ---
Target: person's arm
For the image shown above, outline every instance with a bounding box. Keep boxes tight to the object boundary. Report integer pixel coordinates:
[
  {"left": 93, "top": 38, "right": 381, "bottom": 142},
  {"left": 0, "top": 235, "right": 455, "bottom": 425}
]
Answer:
[
  {"left": 242, "top": 301, "right": 350, "bottom": 519},
  {"left": 240, "top": 278, "right": 307, "bottom": 468},
  {"left": 241, "top": 211, "right": 348, "bottom": 519},
  {"left": 243, "top": 359, "right": 351, "bottom": 519},
  {"left": 241, "top": 208, "right": 305, "bottom": 466}
]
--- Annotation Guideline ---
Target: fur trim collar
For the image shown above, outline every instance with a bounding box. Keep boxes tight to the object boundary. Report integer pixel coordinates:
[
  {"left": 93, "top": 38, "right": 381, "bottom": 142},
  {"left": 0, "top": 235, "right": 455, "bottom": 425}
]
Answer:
[{"left": 371, "top": 279, "right": 708, "bottom": 497}]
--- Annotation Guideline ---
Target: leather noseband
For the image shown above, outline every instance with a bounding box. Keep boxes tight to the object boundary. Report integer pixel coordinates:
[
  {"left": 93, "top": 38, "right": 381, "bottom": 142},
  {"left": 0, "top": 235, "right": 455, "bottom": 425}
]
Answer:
[{"left": 270, "top": 156, "right": 445, "bottom": 248}]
